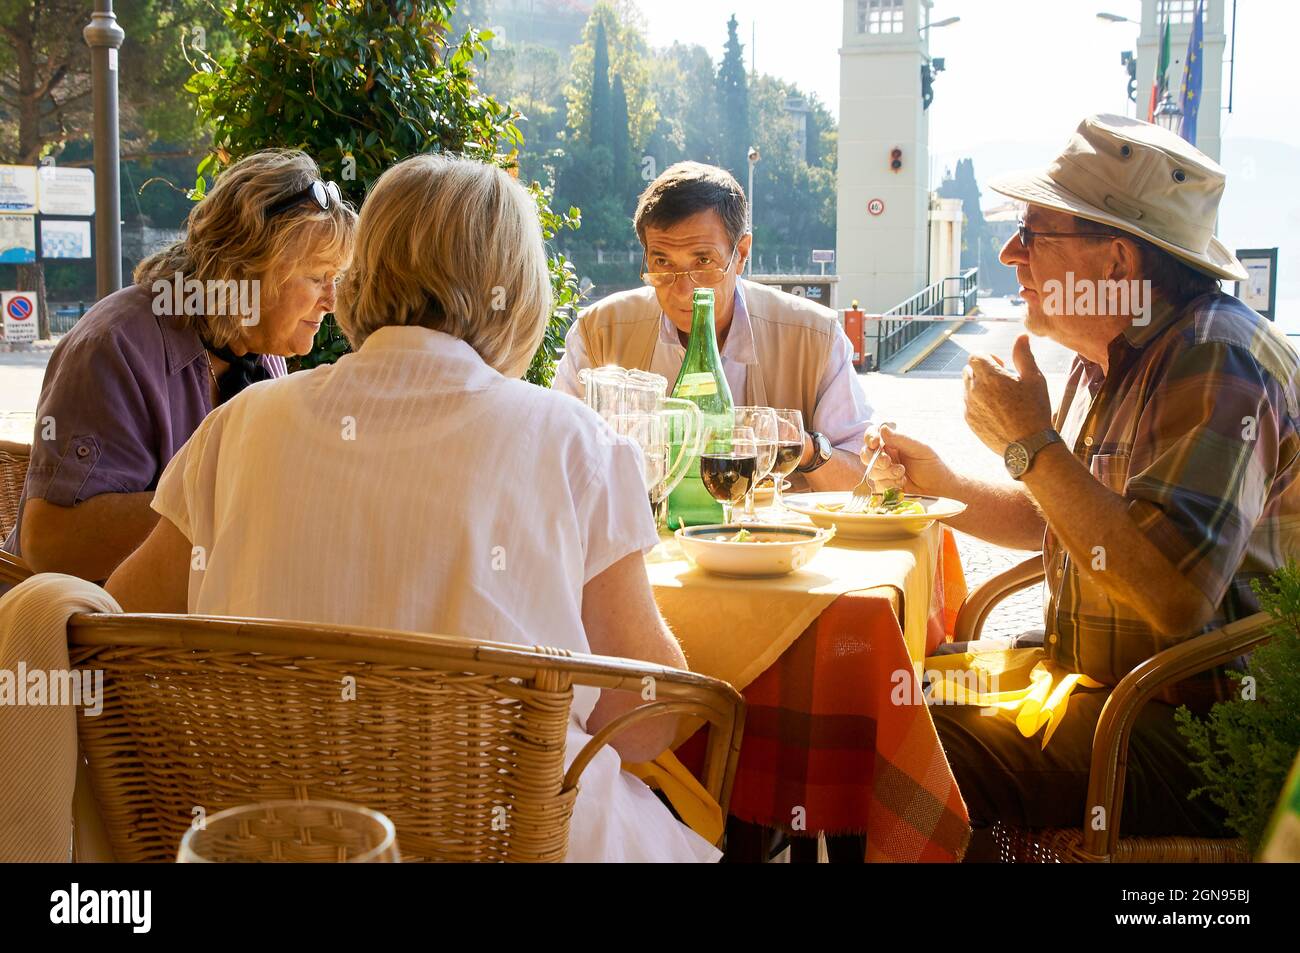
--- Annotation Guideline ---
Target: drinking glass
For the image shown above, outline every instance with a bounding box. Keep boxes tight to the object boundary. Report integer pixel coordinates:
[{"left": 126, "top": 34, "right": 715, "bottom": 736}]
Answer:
[
  {"left": 734, "top": 407, "right": 778, "bottom": 522},
  {"left": 177, "top": 800, "right": 400, "bottom": 863},
  {"left": 699, "top": 426, "right": 758, "bottom": 525},
  {"left": 611, "top": 413, "right": 668, "bottom": 505},
  {"left": 768, "top": 408, "right": 806, "bottom": 517}
]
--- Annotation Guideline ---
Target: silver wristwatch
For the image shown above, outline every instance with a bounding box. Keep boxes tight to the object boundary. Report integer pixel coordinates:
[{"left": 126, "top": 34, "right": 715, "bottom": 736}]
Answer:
[{"left": 1004, "top": 429, "right": 1062, "bottom": 480}]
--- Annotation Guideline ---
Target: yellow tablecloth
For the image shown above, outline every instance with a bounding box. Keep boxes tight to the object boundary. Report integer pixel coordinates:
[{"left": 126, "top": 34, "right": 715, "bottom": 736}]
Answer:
[{"left": 646, "top": 524, "right": 945, "bottom": 691}]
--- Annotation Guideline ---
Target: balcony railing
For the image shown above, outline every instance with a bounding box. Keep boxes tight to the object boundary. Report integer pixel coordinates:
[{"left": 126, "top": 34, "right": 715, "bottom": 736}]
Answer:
[{"left": 873, "top": 267, "right": 979, "bottom": 368}]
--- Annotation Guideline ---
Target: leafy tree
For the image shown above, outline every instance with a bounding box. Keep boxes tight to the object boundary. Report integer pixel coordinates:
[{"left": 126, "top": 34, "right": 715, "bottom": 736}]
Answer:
[
  {"left": 186, "top": 0, "right": 579, "bottom": 385},
  {"left": 0, "top": 0, "right": 217, "bottom": 163},
  {"left": 646, "top": 42, "right": 720, "bottom": 171},
  {"left": 715, "top": 13, "right": 750, "bottom": 181}
]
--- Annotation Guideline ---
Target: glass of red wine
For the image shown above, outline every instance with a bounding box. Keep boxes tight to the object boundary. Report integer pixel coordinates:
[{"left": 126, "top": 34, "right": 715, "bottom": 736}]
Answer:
[
  {"left": 699, "top": 426, "right": 758, "bottom": 525},
  {"left": 768, "top": 409, "right": 805, "bottom": 518}
]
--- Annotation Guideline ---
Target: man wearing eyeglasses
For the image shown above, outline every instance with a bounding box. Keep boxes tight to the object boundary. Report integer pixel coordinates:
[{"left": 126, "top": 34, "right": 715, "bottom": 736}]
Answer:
[
  {"left": 553, "top": 161, "right": 873, "bottom": 489},
  {"left": 864, "top": 115, "right": 1300, "bottom": 850}
]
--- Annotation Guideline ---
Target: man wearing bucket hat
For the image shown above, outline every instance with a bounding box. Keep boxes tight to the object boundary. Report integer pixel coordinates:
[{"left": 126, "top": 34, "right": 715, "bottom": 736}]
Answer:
[{"left": 863, "top": 114, "right": 1300, "bottom": 845}]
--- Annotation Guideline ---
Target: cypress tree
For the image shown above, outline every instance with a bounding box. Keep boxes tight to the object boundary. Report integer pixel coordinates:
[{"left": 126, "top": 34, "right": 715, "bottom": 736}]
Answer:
[
  {"left": 717, "top": 14, "right": 751, "bottom": 179},
  {"left": 611, "top": 72, "right": 632, "bottom": 203},
  {"left": 590, "top": 19, "right": 613, "bottom": 150}
]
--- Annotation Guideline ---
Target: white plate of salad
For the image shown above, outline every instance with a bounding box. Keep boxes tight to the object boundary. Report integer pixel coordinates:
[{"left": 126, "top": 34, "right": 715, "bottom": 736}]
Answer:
[{"left": 783, "top": 488, "right": 966, "bottom": 540}]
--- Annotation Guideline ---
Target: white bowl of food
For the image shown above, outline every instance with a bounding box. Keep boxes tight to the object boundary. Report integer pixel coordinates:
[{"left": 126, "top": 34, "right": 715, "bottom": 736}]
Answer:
[
  {"left": 784, "top": 489, "right": 966, "bottom": 541},
  {"left": 750, "top": 477, "right": 793, "bottom": 507},
  {"left": 674, "top": 523, "right": 834, "bottom": 578}
]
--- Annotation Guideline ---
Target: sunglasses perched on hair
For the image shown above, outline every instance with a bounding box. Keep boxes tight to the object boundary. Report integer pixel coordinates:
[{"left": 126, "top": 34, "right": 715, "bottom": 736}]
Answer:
[
  {"left": 641, "top": 245, "right": 740, "bottom": 289},
  {"left": 1017, "top": 219, "right": 1116, "bottom": 250},
  {"left": 266, "top": 180, "right": 343, "bottom": 218}
]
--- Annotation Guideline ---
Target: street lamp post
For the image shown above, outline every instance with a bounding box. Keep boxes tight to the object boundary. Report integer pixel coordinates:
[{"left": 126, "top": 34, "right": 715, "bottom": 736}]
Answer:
[
  {"left": 747, "top": 145, "right": 759, "bottom": 276},
  {"left": 83, "top": 0, "right": 125, "bottom": 298},
  {"left": 1154, "top": 89, "right": 1183, "bottom": 133}
]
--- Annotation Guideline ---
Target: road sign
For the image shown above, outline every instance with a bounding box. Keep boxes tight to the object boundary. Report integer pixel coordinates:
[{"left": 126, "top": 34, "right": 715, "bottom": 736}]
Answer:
[
  {"left": 811, "top": 250, "right": 836, "bottom": 264},
  {"left": 867, "top": 198, "right": 885, "bottom": 216},
  {"left": 2, "top": 291, "right": 38, "bottom": 343},
  {"left": 38, "top": 166, "right": 95, "bottom": 216}
]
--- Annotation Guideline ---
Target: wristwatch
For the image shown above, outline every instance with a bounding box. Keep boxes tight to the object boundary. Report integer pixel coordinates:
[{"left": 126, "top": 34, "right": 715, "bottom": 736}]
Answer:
[
  {"left": 797, "top": 431, "right": 833, "bottom": 474},
  {"left": 1004, "top": 428, "right": 1062, "bottom": 480}
]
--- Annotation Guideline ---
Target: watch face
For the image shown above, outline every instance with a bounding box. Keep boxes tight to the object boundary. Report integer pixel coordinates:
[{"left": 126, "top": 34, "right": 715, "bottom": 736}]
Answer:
[{"left": 1005, "top": 443, "right": 1030, "bottom": 478}]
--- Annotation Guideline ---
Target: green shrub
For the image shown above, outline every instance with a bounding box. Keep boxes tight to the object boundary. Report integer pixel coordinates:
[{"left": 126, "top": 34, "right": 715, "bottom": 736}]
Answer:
[{"left": 1176, "top": 563, "right": 1300, "bottom": 852}]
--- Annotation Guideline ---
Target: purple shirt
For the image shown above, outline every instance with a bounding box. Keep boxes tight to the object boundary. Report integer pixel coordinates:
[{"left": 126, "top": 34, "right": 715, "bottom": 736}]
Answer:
[{"left": 2, "top": 283, "right": 286, "bottom": 559}]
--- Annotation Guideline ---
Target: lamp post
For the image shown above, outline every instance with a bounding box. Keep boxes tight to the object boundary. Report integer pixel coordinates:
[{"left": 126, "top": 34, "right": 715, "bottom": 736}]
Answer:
[
  {"left": 1154, "top": 89, "right": 1183, "bottom": 132},
  {"left": 83, "top": 0, "right": 125, "bottom": 298},
  {"left": 747, "top": 145, "right": 759, "bottom": 276}
]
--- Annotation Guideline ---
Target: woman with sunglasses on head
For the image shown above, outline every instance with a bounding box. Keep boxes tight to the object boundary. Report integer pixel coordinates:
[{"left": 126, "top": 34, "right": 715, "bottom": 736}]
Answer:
[{"left": 2, "top": 149, "right": 356, "bottom": 583}]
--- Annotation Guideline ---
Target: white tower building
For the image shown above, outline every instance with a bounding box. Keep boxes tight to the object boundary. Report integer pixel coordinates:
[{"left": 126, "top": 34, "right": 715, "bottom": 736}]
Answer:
[
  {"left": 836, "top": 0, "right": 934, "bottom": 313},
  {"left": 1137, "top": 0, "right": 1226, "bottom": 161}
]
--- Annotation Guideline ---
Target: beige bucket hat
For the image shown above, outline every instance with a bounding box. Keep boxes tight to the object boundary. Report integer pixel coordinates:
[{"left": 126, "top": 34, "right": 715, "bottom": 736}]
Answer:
[{"left": 990, "top": 114, "right": 1247, "bottom": 282}]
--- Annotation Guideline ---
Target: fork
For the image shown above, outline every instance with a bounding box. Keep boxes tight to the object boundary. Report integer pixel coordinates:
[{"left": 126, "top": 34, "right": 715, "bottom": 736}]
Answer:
[{"left": 844, "top": 421, "right": 897, "bottom": 514}]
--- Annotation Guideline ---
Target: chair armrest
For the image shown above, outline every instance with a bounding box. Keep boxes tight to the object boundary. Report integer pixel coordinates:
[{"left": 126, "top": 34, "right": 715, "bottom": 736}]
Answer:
[
  {"left": 1079, "top": 611, "right": 1275, "bottom": 859},
  {"left": 953, "top": 555, "right": 1045, "bottom": 642},
  {"left": 0, "top": 550, "right": 32, "bottom": 587},
  {"left": 562, "top": 665, "right": 745, "bottom": 839}
]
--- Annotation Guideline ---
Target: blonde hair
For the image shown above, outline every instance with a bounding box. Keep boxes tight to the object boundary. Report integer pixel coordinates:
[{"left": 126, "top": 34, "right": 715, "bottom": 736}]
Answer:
[
  {"left": 335, "top": 153, "right": 552, "bottom": 377},
  {"left": 134, "top": 149, "right": 356, "bottom": 347}
]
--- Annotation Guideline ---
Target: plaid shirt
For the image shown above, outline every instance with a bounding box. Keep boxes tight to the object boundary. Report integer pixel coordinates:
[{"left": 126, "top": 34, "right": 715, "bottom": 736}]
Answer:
[{"left": 1043, "top": 292, "right": 1300, "bottom": 708}]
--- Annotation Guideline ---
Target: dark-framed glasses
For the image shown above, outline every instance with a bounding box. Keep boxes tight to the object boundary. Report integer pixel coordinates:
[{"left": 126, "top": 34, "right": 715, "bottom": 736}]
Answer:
[
  {"left": 1017, "top": 219, "right": 1117, "bottom": 250},
  {"left": 641, "top": 244, "right": 740, "bottom": 289},
  {"left": 266, "top": 180, "right": 342, "bottom": 218}
]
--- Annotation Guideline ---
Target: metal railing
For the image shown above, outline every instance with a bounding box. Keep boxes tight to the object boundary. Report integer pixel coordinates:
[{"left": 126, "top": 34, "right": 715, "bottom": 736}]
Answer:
[{"left": 873, "top": 267, "right": 979, "bottom": 368}]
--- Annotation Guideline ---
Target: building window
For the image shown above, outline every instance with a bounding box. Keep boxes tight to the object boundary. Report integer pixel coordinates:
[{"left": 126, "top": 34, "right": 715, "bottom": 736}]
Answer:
[
  {"left": 1157, "top": 0, "right": 1197, "bottom": 25},
  {"left": 858, "top": 0, "right": 905, "bottom": 35}
]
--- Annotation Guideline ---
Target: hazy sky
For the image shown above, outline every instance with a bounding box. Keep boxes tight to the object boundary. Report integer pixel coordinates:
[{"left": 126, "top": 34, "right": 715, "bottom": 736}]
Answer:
[{"left": 638, "top": 0, "right": 1298, "bottom": 160}]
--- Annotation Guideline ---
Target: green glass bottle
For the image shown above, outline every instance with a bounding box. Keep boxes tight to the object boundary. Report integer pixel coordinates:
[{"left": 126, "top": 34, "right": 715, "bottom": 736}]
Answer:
[{"left": 667, "top": 288, "right": 734, "bottom": 528}]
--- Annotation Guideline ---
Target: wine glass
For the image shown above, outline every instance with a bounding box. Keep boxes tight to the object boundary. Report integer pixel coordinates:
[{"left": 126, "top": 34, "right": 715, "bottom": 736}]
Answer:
[
  {"left": 734, "top": 407, "right": 778, "bottom": 522},
  {"left": 611, "top": 413, "right": 668, "bottom": 510},
  {"left": 177, "top": 800, "right": 400, "bottom": 863},
  {"left": 768, "top": 409, "right": 806, "bottom": 517},
  {"left": 699, "top": 426, "right": 758, "bottom": 525}
]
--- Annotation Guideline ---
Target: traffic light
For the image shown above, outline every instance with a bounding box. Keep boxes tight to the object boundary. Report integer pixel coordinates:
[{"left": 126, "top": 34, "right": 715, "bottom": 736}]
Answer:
[{"left": 890, "top": 148, "right": 903, "bottom": 173}]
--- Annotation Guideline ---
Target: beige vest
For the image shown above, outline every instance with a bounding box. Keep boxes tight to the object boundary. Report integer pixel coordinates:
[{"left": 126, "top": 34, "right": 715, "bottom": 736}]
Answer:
[{"left": 575, "top": 280, "right": 839, "bottom": 418}]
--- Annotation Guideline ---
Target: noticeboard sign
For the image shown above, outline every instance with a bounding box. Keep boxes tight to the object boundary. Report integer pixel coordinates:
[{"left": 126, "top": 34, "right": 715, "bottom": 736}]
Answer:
[
  {"left": 40, "top": 218, "right": 93, "bottom": 259},
  {"left": 0, "top": 214, "right": 37, "bottom": 263},
  {"left": 0, "top": 165, "right": 38, "bottom": 212},
  {"left": 1235, "top": 248, "right": 1278, "bottom": 321},
  {"left": 37, "top": 166, "right": 95, "bottom": 216}
]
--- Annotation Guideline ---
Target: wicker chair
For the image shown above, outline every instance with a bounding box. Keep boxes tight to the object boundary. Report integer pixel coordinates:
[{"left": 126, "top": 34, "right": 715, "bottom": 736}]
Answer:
[
  {"left": 67, "top": 612, "right": 744, "bottom": 863},
  {"left": 0, "top": 550, "right": 32, "bottom": 587},
  {"left": 953, "top": 556, "right": 1263, "bottom": 862},
  {"left": 0, "top": 439, "right": 29, "bottom": 541}
]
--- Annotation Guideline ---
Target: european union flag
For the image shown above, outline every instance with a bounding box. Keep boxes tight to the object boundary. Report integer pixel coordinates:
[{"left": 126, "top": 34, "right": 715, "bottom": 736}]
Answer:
[{"left": 1179, "top": 0, "right": 1205, "bottom": 145}]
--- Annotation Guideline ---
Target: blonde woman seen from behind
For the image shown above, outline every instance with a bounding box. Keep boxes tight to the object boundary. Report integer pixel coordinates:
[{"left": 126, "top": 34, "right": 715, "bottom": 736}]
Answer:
[{"left": 108, "top": 153, "right": 719, "bottom": 863}]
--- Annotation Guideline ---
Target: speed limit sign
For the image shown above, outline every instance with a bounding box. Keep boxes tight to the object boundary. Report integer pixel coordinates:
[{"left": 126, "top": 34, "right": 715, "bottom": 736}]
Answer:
[{"left": 867, "top": 198, "right": 885, "bottom": 216}]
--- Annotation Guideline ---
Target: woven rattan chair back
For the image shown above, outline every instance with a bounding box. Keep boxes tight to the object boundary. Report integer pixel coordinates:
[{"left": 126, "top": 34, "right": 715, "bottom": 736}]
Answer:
[
  {"left": 0, "top": 440, "right": 29, "bottom": 541},
  {"left": 68, "top": 613, "right": 743, "bottom": 863}
]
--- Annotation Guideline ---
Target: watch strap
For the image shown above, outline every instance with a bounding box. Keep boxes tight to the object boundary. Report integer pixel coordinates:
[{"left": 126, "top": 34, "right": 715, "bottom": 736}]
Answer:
[
  {"left": 797, "top": 431, "right": 832, "bottom": 474},
  {"left": 1017, "top": 428, "right": 1062, "bottom": 457}
]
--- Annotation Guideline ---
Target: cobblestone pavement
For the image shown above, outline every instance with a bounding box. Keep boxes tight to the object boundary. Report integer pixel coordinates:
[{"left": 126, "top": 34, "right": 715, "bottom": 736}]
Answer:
[{"left": 862, "top": 319, "right": 1077, "bottom": 642}]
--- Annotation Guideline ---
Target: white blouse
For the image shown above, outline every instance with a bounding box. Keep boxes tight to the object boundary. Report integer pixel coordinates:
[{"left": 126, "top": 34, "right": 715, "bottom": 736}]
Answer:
[{"left": 153, "top": 325, "right": 719, "bottom": 863}]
